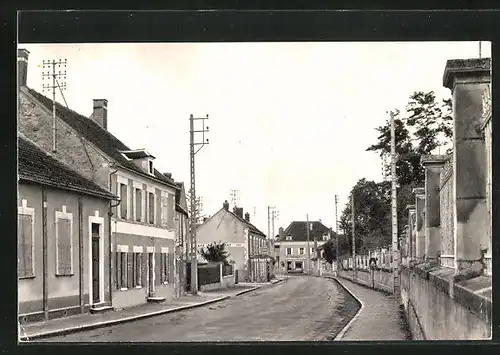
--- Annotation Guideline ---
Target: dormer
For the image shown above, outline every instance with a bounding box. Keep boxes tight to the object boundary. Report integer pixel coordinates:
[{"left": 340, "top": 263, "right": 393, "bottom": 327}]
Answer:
[
  {"left": 119, "top": 149, "right": 156, "bottom": 175},
  {"left": 285, "top": 235, "right": 292, "bottom": 241}
]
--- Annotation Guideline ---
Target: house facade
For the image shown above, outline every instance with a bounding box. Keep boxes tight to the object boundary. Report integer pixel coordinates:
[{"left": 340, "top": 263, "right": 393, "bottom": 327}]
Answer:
[
  {"left": 18, "top": 135, "right": 117, "bottom": 323},
  {"left": 275, "top": 221, "right": 331, "bottom": 274},
  {"left": 196, "top": 201, "right": 269, "bottom": 282},
  {"left": 18, "top": 49, "right": 183, "bottom": 309}
]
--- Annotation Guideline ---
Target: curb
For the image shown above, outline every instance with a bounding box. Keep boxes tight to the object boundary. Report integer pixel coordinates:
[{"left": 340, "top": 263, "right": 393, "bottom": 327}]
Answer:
[
  {"left": 324, "top": 276, "right": 365, "bottom": 341},
  {"left": 20, "top": 295, "right": 230, "bottom": 341},
  {"left": 233, "top": 285, "right": 261, "bottom": 296}
]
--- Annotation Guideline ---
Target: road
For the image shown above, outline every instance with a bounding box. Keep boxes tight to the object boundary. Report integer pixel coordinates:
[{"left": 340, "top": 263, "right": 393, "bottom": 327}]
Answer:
[{"left": 42, "top": 275, "right": 359, "bottom": 342}]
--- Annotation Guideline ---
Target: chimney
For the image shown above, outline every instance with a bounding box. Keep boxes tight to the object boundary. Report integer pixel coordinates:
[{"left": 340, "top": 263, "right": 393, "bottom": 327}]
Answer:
[
  {"left": 163, "top": 172, "right": 172, "bottom": 180},
  {"left": 92, "top": 99, "right": 108, "bottom": 129},
  {"left": 18, "top": 49, "right": 30, "bottom": 87},
  {"left": 235, "top": 207, "right": 243, "bottom": 219},
  {"left": 223, "top": 200, "right": 229, "bottom": 211},
  {"left": 279, "top": 227, "right": 284, "bottom": 239},
  {"left": 245, "top": 212, "right": 250, "bottom": 222}
]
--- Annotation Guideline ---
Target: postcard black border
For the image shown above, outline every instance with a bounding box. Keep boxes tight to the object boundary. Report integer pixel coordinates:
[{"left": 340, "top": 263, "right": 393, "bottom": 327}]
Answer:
[{"left": 2, "top": 6, "right": 500, "bottom": 355}]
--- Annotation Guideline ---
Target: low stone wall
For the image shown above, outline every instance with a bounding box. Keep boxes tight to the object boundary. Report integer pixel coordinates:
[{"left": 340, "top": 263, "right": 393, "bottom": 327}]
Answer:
[
  {"left": 401, "top": 264, "right": 491, "bottom": 340},
  {"left": 337, "top": 268, "right": 394, "bottom": 293},
  {"left": 199, "top": 275, "right": 236, "bottom": 292}
]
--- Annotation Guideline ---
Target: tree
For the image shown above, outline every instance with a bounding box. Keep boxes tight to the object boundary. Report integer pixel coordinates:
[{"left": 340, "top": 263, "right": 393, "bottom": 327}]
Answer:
[
  {"left": 199, "top": 241, "right": 230, "bottom": 264},
  {"left": 322, "top": 235, "right": 350, "bottom": 264},
  {"left": 339, "top": 179, "right": 392, "bottom": 255}
]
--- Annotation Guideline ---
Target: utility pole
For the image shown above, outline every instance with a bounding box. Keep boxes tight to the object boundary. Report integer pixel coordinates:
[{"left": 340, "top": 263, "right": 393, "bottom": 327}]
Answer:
[
  {"left": 390, "top": 110, "right": 399, "bottom": 294},
  {"left": 42, "top": 58, "right": 67, "bottom": 153},
  {"left": 335, "top": 194, "right": 340, "bottom": 275},
  {"left": 272, "top": 209, "right": 279, "bottom": 239},
  {"left": 267, "top": 206, "right": 275, "bottom": 239},
  {"left": 189, "top": 113, "right": 209, "bottom": 295},
  {"left": 351, "top": 191, "right": 357, "bottom": 281},
  {"left": 306, "top": 214, "right": 310, "bottom": 274}
]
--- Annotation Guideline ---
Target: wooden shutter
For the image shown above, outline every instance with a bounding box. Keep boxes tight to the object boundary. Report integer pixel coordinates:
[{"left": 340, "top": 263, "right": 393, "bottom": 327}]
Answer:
[
  {"left": 127, "top": 252, "right": 133, "bottom": 289},
  {"left": 160, "top": 193, "right": 168, "bottom": 228},
  {"left": 57, "top": 218, "right": 72, "bottom": 275},
  {"left": 168, "top": 253, "right": 174, "bottom": 283},
  {"left": 18, "top": 214, "right": 33, "bottom": 278},
  {"left": 130, "top": 184, "right": 135, "bottom": 221},
  {"left": 155, "top": 252, "right": 161, "bottom": 286},
  {"left": 115, "top": 252, "right": 121, "bottom": 289},
  {"left": 141, "top": 252, "right": 147, "bottom": 288},
  {"left": 136, "top": 190, "right": 142, "bottom": 222},
  {"left": 120, "top": 184, "right": 128, "bottom": 219}
]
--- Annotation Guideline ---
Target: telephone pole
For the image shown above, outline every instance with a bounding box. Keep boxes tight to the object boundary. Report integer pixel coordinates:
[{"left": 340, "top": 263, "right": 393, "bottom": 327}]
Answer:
[
  {"left": 272, "top": 209, "right": 279, "bottom": 239},
  {"left": 306, "top": 214, "right": 310, "bottom": 274},
  {"left": 351, "top": 191, "right": 357, "bottom": 281},
  {"left": 390, "top": 110, "right": 399, "bottom": 294},
  {"left": 335, "top": 194, "right": 340, "bottom": 274},
  {"left": 267, "top": 206, "right": 275, "bottom": 239},
  {"left": 42, "top": 58, "right": 67, "bottom": 153},
  {"left": 189, "top": 113, "right": 209, "bottom": 295}
]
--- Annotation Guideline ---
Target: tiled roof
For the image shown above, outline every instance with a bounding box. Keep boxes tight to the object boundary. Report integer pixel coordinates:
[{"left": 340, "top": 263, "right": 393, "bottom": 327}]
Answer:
[
  {"left": 278, "top": 221, "right": 332, "bottom": 242},
  {"left": 18, "top": 135, "right": 116, "bottom": 200},
  {"left": 175, "top": 182, "right": 188, "bottom": 216},
  {"left": 25, "top": 87, "right": 177, "bottom": 190}
]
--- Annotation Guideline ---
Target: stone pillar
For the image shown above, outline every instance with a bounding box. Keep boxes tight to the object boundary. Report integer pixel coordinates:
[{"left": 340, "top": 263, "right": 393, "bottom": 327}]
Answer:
[
  {"left": 413, "top": 187, "right": 425, "bottom": 261},
  {"left": 443, "top": 58, "right": 491, "bottom": 278},
  {"left": 406, "top": 205, "right": 416, "bottom": 259},
  {"left": 421, "top": 155, "right": 447, "bottom": 264}
]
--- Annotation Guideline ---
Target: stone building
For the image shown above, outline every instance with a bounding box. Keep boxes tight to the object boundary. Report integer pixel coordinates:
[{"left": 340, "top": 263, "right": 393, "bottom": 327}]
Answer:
[
  {"left": 18, "top": 135, "right": 117, "bottom": 322},
  {"left": 18, "top": 49, "right": 184, "bottom": 309},
  {"left": 196, "top": 201, "right": 269, "bottom": 282},
  {"left": 274, "top": 221, "right": 331, "bottom": 274}
]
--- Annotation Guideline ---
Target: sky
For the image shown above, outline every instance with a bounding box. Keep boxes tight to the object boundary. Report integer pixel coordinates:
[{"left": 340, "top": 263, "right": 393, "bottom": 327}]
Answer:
[{"left": 20, "top": 41, "right": 491, "bottom": 236}]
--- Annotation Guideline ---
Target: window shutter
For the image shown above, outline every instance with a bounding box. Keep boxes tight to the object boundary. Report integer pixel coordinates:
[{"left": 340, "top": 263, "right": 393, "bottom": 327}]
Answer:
[
  {"left": 141, "top": 252, "right": 147, "bottom": 288},
  {"left": 155, "top": 252, "right": 161, "bottom": 286},
  {"left": 115, "top": 252, "right": 121, "bottom": 289},
  {"left": 57, "top": 218, "right": 72, "bottom": 275},
  {"left": 18, "top": 215, "right": 31, "bottom": 278},
  {"left": 127, "top": 252, "right": 133, "bottom": 289},
  {"left": 160, "top": 194, "right": 168, "bottom": 228}
]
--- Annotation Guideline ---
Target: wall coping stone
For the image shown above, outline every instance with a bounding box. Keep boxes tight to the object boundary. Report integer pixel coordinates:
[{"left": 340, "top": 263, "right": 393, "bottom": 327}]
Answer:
[
  {"left": 421, "top": 154, "right": 449, "bottom": 166},
  {"left": 443, "top": 58, "right": 491, "bottom": 89},
  {"left": 408, "top": 264, "right": 492, "bottom": 324}
]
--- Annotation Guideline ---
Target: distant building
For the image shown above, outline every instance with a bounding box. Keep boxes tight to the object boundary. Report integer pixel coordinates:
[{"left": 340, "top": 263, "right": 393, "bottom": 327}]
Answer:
[
  {"left": 275, "top": 221, "right": 331, "bottom": 274},
  {"left": 196, "top": 201, "right": 269, "bottom": 282},
  {"left": 18, "top": 135, "right": 117, "bottom": 322}
]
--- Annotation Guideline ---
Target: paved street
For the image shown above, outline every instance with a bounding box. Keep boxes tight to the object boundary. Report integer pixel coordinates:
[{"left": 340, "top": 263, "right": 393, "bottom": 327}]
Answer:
[{"left": 40, "top": 276, "right": 359, "bottom": 342}]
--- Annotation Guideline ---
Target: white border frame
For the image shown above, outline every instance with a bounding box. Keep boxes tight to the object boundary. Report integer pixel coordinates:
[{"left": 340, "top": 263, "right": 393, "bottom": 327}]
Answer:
[
  {"left": 88, "top": 211, "right": 105, "bottom": 306},
  {"left": 55, "top": 205, "right": 74, "bottom": 276},
  {"left": 18, "top": 199, "right": 35, "bottom": 278}
]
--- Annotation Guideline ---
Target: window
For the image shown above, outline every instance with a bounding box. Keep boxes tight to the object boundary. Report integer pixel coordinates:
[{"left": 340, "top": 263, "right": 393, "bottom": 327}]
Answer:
[
  {"left": 323, "top": 235, "right": 328, "bottom": 241},
  {"left": 149, "top": 160, "right": 154, "bottom": 174},
  {"left": 286, "top": 247, "right": 292, "bottom": 255},
  {"left": 116, "top": 251, "right": 128, "bottom": 290},
  {"left": 148, "top": 192, "right": 155, "bottom": 224},
  {"left": 161, "top": 193, "right": 169, "bottom": 227},
  {"left": 299, "top": 247, "right": 304, "bottom": 255},
  {"left": 56, "top": 208, "right": 73, "bottom": 276},
  {"left": 310, "top": 247, "right": 314, "bottom": 255},
  {"left": 18, "top": 206, "right": 34, "bottom": 278},
  {"left": 286, "top": 236, "right": 292, "bottom": 241},
  {"left": 133, "top": 252, "right": 142, "bottom": 288},
  {"left": 135, "top": 188, "right": 142, "bottom": 222},
  {"left": 120, "top": 183, "right": 128, "bottom": 219}
]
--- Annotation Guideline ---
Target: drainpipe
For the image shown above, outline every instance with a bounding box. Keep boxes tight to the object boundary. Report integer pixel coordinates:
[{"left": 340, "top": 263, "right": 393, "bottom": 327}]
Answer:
[
  {"left": 42, "top": 187, "right": 48, "bottom": 320},
  {"left": 108, "top": 165, "right": 120, "bottom": 307},
  {"left": 78, "top": 195, "right": 84, "bottom": 313}
]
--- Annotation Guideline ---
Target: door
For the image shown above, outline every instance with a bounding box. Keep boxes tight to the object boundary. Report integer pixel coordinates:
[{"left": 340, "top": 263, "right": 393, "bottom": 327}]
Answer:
[
  {"left": 148, "top": 253, "right": 154, "bottom": 296},
  {"left": 91, "top": 236, "right": 100, "bottom": 304}
]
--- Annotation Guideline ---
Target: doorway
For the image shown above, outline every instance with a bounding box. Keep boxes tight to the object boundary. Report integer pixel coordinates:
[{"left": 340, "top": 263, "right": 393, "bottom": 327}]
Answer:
[{"left": 91, "top": 223, "right": 101, "bottom": 304}]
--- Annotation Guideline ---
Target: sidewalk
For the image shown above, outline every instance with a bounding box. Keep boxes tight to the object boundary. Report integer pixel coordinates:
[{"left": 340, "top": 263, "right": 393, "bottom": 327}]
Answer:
[
  {"left": 331, "top": 277, "right": 410, "bottom": 341},
  {"left": 19, "top": 284, "right": 262, "bottom": 342}
]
